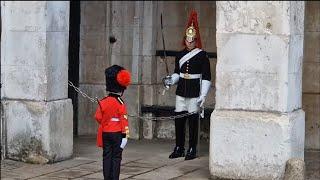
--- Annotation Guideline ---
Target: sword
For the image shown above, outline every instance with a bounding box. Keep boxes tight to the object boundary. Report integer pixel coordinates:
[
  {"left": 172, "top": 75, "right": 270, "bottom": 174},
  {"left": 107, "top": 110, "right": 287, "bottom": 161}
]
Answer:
[
  {"left": 161, "top": 13, "right": 169, "bottom": 76},
  {"left": 161, "top": 13, "right": 171, "bottom": 94}
]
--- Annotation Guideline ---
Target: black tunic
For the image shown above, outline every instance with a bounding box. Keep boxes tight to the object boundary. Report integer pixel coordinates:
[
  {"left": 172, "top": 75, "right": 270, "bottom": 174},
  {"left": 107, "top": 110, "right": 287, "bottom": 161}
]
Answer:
[{"left": 174, "top": 48, "right": 211, "bottom": 98}]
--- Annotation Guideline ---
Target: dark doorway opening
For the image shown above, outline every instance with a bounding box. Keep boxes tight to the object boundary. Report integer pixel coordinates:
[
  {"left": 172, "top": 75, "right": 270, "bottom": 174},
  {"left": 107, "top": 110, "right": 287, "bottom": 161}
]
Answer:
[{"left": 68, "top": 1, "right": 80, "bottom": 136}]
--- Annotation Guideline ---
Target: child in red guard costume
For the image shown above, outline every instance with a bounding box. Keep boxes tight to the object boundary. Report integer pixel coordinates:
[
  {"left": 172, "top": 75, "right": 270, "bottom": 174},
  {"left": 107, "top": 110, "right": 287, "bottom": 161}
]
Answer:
[{"left": 94, "top": 65, "right": 131, "bottom": 180}]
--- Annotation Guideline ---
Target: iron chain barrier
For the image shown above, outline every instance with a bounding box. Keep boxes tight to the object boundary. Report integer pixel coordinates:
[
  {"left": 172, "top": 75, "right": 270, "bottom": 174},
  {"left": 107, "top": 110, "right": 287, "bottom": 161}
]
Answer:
[{"left": 68, "top": 81, "right": 198, "bottom": 121}]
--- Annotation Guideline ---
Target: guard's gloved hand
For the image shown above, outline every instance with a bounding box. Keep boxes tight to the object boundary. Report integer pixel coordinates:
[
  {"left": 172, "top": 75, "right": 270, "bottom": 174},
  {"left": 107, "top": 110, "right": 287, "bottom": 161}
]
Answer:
[
  {"left": 162, "top": 73, "right": 180, "bottom": 88},
  {"left": 162, "top": 75, "right": 172, "bottom": 89},
  {"left": 197, "top": 80, "right": 212, "bottom": 107},
  {"left": 197, "top": 96, "right": 206, "bottom": 107},
  {"left": 120, "top": 138, "right": 128, "bottom": 149}
]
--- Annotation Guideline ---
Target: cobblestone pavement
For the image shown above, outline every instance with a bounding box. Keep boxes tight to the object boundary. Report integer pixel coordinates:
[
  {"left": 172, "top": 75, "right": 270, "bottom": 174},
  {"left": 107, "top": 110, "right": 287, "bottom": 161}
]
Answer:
[{"left": 1, "top": 136, "right": 319, "bottom": 180}]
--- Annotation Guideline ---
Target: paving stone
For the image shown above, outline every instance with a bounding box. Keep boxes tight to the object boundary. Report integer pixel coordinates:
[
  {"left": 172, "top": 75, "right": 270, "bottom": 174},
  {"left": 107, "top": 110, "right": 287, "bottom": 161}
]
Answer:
[
  {"left": 29, "top": 176, "right": 68, "bottom": 180},
  {"left": 45, "top": 169, "right": 93, "bottom": 179},
  {"left": 74, "top": 172, "right": 104, "bottom": 179},
  {"left": 174, "top": 167, "right": 210, "bottom": 180},
  {"left": 2, "top": 138, "right": 319, "bottom": 180},
  {"left": 124, "top": 161, "right": 163, "bottom": 168},
  {"left": 69, "top": 162, "right": 102, "bottom": 172},
  {"left": 121, "top": 166, "right": 154, "bottom": 176},
  {"left": 130, "top": 162, "right": 200, "bottom": 180}
]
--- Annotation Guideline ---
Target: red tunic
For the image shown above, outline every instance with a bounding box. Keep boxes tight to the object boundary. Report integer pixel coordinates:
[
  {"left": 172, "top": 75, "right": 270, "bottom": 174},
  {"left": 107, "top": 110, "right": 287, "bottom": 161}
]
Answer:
[{"left": 94, "top": 93, "right": 129, "bottom": 147}]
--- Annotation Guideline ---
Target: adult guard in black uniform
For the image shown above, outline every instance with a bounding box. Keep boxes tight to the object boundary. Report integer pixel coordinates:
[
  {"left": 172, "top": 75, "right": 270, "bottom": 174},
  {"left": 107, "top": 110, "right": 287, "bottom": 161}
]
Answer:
[{"left": 163, "top": 10, "right": 212, "bottom": 160}]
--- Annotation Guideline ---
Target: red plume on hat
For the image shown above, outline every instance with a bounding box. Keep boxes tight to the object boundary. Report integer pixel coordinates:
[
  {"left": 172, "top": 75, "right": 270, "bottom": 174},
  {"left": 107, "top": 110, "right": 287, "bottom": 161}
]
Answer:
[
  {"left": 182, "top": 10, "right": 202, "bottom": 49},
  {"left": 116, "top": 70, "right": 131, "bottom": 87}
]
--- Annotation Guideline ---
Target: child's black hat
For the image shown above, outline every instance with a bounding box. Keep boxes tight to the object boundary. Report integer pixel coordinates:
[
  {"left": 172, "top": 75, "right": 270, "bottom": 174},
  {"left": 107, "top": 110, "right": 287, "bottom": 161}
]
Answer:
[{"left": 105, "top": 65, "right": 131, "bottom": 93}]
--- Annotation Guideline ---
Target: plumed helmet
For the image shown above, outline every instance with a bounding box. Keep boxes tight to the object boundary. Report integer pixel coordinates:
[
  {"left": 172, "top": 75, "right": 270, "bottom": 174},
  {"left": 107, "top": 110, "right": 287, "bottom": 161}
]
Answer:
[
  {"left": 105, "top": 65, "right": 131, "bottom": 93},
  {"left": 182, "top": 10, "right": 202, "bottom": 49}
]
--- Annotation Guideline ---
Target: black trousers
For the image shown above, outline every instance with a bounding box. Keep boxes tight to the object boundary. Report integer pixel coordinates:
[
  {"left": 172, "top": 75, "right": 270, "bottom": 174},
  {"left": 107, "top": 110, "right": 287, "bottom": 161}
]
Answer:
[
  {"left": 102, "top": 132, "right": 123, "bottom": 180},
  {"left": 175, "top": 111, "right": 199, "bottom": 149}
]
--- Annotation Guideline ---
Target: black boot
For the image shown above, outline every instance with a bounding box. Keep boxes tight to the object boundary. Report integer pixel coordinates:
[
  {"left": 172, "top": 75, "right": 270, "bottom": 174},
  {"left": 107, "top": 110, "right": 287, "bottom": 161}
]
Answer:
[
  {"left": 169, "top": 146, "right": 185, "bottom": 159},
  {"left": 185, "top": 147, "right": 197, "bottom": 160}
]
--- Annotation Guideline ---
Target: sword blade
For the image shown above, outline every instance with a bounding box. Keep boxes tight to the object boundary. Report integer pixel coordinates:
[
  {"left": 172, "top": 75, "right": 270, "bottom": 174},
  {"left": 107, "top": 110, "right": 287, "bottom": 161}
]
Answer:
[{"left": 160, "top": 13, "right": 169, "bottom": 76}]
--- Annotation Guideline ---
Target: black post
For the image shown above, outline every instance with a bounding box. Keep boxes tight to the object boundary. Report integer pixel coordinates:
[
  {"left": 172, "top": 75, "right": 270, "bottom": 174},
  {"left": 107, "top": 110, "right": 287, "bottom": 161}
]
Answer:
[{"left": 68, "top": 1, "right": 80, "bottom": 136}]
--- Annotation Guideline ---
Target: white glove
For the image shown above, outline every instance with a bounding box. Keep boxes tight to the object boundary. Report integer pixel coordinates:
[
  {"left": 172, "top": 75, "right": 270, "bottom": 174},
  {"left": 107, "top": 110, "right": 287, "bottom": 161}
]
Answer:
[
  {"left": 120, "top": 138, "right": 128, "bottom": 149},
  {"left": 170, "top": 73, "right": 180, "bottom": 85},
  {"left": 197, "top": 80, "right": 212, "bottom": 107},
  {"left": 162, "top": 73, "right": 179, "bottom": 87},
  {"left": 197, "top": 96, "right": 206, "bottom": 107}
]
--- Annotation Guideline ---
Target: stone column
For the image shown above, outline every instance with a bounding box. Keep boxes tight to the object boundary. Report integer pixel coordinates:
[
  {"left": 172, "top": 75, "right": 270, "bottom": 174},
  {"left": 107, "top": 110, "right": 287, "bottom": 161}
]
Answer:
[
  {"left": 141, "top": 2, "right": 158, "bottom": 139},
  {"left": 210, "top": 2, "right": 305, "bottom": 179},
  {"left": 1, "top": 1, "right": 72, "bottom": 163}
]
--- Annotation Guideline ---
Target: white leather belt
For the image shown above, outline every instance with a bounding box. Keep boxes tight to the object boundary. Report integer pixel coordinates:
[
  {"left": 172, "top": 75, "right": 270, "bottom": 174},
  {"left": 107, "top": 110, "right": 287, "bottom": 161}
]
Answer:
[
  {"left": 111, "top": 118, "right": 120, "bottom": 122},
  {"left": 179, "top": 73, "right": 201, "bottom": 79}
]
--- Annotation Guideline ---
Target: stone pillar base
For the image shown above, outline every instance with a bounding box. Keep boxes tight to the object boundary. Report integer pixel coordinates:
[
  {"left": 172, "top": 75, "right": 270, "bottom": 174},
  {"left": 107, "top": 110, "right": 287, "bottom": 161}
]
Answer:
[
  {"left": 2, "top": 99, "right": 73, "bottom": 163},
  {"left": 142, "top": 113, "right": 155, "bottom": 139},
  {"left": 209, "top": 109, "right": 305, "bottom": 180}
]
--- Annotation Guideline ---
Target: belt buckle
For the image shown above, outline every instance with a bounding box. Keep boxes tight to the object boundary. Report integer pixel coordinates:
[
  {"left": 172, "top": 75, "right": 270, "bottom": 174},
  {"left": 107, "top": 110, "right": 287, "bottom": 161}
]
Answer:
[{"left": 184, "top": 73, "right": 190, "bottom": 79}]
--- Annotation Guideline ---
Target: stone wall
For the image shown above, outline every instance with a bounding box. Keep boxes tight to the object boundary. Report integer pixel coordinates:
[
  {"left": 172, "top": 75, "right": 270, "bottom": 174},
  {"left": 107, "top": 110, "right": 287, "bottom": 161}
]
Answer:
[
  {"left": 78, "top": 1, "right": 110, "bottom": 136},
  {"left": 1, "top": 1, "right": 73, "bottom": 163},
  {"left": 303, "top": 1, "right": 320, "bottom": 150},
  {"left": 78, "top": 1, "right": 217, "bottom": 140}
]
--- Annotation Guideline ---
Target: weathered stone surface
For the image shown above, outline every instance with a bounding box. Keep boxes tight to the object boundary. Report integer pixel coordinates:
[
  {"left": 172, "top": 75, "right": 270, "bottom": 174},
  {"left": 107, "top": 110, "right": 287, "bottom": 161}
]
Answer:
[
  {"left": 110, "top": 27, "right": 134, "bottom": 56},
  {"left": 80, "top": 1, "right": 106, "bottom": 27},
  {"left": 209, "top": 109, "right": 305, "bottom": 180},
  {"left": 3, "top": 99, "right": 73, "bottom": 163},
  {"left": 156, "top": 26, "right": 186, "bottom": 51},
  {"left": 303, "top": 32, "right": 320, "bottom": 63},
  {"left": 46, "top": 1, "right": 70, "bottom": 32},
  {"left": 3, "top": 1, "right": 47, "bottom": 32},
  {"left": 142, "top": 114, "right": 155, "bottom": 139},
  {"left": 141, "top": 2, "right": 157, "bottom": 28},
  {"left": 216, "top": 33, "right": 303, "bottom": 112},
  {"left": 199, "top": 2, "right": 216, "bottom": 28},
  {"left": 77, "top": 84, "right": 106, "bottom": 135},
  {"left": 110, "top": 1, "right": 135, "bottom": 27},
  {"left": 2, "top": 31, "right": 47, "bottom": 67},
  {"left": 80, "top": 31, "right": 107, "bottom": 56},
  {"left": 1, "top": 2, "right": 70, "bottom": 101},
  {"left": 122, "top": 85, "right": 142, "bottom": 140},
  {"left": 1, "top": 65, "right": 48, "bottom": 100},
  {"left": 46, "top": 32, "right": 69, "bottom": 101},
  {"left": 158, "top": 1, "right": 201, "bottom": 27},
  {"left": 142, "top": 85, "right": 157, "bottom": 106},
  {"left": 142, "top": 27, "right": 156, "bottom": 56},
  {"left": 305, "top": 1, "right": 320, "bottom": 32},
  {"left": 110, "top": 55, "right": 134, "bottom": 76},
  {"left": 303, "top": 94, "right": 320, "bottom": 150},
  {"left": 302, "top": 62, "right": 320, "bottom": 93},
  {"left": 1, "top": 31, "right": 69, "bottom": 101},
  {"left": 141, "top": 56, "right": 157, "bottom": 85},
  {"left": 155, "top": 120, "right": 175, "bottom": 139},
  {"left": 200, "top": 27, "right": 217, "bottom": 52},
  {"left": 156, "top": 85, "right": 176, "bottom": 107},
  {"left": 79, "top": 55, "right": 108, "bottom": 84},
  {"left": 216, "top": 1, "right": 304, "bottom": 35},
  {"left": 284, "top": 158, "right": 305, "bottom": 180}
]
